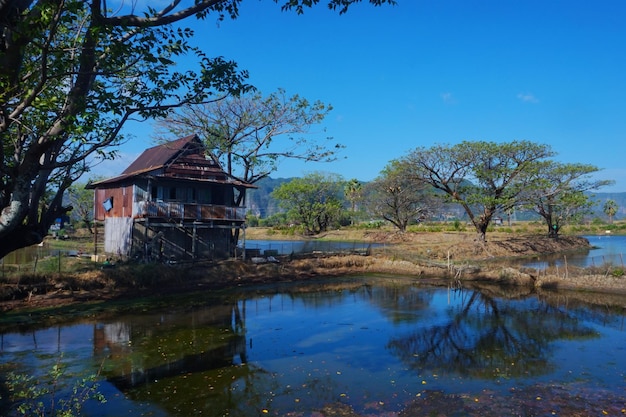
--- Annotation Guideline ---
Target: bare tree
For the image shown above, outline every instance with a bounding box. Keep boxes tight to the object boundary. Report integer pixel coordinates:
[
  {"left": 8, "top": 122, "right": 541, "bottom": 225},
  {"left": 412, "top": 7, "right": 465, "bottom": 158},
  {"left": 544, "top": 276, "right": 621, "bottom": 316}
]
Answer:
[
  {"left": 154, "top": 89, "right": 340, "bottom": 196},
  {"left": 365, "top": 161, "right": 438, "bottom": 232}
]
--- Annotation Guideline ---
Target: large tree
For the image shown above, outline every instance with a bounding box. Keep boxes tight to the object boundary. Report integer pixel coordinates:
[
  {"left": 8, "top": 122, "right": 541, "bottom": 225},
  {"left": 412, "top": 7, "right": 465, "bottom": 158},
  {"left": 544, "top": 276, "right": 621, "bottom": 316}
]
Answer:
[
  {"left": 154, "top": 88, "right": 340, "bottom": 196},
  {"left": 0, "top": 0, "right": 396, "bottom": 258},
  {"left": 403, "top": 140, "right": 554, "bottom": 241},
  {"left": 522, "top": 162, "right": 612, "bottom": 237},
  {"left": 271, "top": 172, "right": 345, "bottom": 235},
  {"left": 364, "top": 161, "right": 437, "bottom": 232}
]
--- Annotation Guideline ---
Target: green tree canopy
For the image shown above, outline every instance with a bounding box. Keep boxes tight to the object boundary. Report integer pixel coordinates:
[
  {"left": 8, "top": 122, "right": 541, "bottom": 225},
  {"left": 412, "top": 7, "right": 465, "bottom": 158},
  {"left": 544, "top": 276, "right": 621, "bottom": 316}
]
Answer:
[
  {"left": 521, "top": 162, "right": 613, "bottom": 236},
  {"left": 0, "top": 0, "right": 396, "bottom": 258},
  {"left": 402, "top": 140, "right": 555, "bottom": 241},
  {"left": 271, "top": 172, "right": 345, "bottom": 235}
]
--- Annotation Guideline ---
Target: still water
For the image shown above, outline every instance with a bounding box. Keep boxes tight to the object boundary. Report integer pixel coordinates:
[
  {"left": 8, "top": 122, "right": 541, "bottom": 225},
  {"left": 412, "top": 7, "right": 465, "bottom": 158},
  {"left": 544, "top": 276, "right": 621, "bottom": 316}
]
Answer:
[
  {"left": 1, "top": 277, "right": 625, "bottom": 416},
  {"left": 522, "top": 234, "right": 626, "bottom": 269}
]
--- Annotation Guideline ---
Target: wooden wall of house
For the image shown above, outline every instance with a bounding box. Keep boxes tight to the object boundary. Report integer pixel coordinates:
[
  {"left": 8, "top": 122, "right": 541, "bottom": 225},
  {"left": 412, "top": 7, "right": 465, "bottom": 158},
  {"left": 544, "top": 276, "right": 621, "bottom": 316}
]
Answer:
[
  {"left": 104, "top": 217, "right": 133, "bottom": 256},
  {"left": 94, "top": 185, "right": 134, "bottom": 220}
]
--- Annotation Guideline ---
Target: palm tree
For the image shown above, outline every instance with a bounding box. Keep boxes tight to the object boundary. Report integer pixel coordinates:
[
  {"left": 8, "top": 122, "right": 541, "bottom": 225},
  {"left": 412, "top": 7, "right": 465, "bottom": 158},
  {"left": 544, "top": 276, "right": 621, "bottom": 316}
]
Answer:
[
  {"left": 603, "top": 199, "right": 618, "bottom": 224},
  {"left": 344, "top": 179, "right": 363, "bottom": 225}
]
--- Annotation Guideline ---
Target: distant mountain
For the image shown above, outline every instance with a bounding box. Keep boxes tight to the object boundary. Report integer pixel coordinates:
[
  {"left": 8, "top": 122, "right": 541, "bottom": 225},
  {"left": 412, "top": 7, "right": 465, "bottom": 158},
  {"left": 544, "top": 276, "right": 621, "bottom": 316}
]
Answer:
[
  {"left": 590, "top": 192, "right": 626, "bottom": 219},
  {"left": 246, "top": 177, "right": 292, "bottom": 218}
]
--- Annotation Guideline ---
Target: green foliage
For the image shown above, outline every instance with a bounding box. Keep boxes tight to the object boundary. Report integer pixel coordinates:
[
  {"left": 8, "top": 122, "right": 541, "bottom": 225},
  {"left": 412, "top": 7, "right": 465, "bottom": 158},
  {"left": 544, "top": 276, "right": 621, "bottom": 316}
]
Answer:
[
  {"left": 521, "top": 161, "right": 612, "bottom": 236},
  {"left": 2, "top": 0, "right": 397, "bottom": 256},
  {"left": 344, "top": 178, "right": 363, "bottom": 225},
  {"left": 259, "top": 212, "right": 289, "bottom": 227},
  {"left": 402, "top": 140, "right": 555, "bottom": 240},
  {"left": 67, "top": 180, "right": 102, "bottom": 231},
  {"left": 1, "top": 0, "right": 250, "bottom": 256},
  {"left": 271, "top": 172, "right": 346, "bottom": 235},
  {"left": 603, "top": 199, "right": 619, "bottom": 223},
  {"left": 610, "top": 268, "right": 624, "bottom": 277},
  {"left": 1, "top": 357, "right": 105, "bottom": 417},
  {"left": 357, "top": 220, "right": 385, "bottom": 229},
  {"left": 399, "top": 140, "right": 614, "bottom": 241},
  {"left": 246, "top": 214, "right": 260, "bottom": 227}
]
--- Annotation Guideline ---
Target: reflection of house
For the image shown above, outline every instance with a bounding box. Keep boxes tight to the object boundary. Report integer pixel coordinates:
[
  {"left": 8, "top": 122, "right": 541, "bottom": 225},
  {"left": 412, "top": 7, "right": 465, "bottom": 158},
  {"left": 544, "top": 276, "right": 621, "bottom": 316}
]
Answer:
[{"left": 87, "top": 135, "right": 254, "bottom": 260}]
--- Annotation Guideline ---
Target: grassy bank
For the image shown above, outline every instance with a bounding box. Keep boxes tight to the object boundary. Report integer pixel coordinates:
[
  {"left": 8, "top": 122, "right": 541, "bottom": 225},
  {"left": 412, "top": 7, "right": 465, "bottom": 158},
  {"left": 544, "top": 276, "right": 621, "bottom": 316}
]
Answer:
[{"left": 1, "top": 222, "right": 625, "bottom": 315}]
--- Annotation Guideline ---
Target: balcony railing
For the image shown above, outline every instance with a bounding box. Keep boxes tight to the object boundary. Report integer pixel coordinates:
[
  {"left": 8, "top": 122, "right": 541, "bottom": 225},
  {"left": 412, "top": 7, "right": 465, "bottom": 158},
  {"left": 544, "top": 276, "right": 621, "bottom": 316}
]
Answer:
[{"left": 136, "top": 201, "right": 246, "bottom": 222}]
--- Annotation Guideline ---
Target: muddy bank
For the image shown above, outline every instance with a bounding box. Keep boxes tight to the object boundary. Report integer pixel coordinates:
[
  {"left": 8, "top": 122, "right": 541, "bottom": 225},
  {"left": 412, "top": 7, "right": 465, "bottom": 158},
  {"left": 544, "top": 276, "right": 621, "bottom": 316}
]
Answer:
[{"left": 1, "top": 233, "right": 624, "bottom": 314}]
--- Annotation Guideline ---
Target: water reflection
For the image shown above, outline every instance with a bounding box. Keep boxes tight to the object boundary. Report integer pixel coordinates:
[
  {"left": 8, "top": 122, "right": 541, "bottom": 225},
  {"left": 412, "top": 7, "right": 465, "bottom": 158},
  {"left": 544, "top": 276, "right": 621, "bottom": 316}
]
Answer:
[
  {"left": 522, "top": 234, "right": 626, "bottom": 268},
  {"left": 387, "top": 290, "right": 598, "bottom": 379},
  {"left": 1, "top": 278, "right": 625, "bottom": 417},
  {"left": 99, "top": 314, "right": 248, "bottom": 390}
]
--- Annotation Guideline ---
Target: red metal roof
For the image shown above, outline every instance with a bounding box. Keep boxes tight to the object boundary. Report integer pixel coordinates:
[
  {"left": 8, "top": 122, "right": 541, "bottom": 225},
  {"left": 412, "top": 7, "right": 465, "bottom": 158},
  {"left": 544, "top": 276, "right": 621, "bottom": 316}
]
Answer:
[
  {"left": 122, "top": 134, "right": 200, "bottom": 175},
  {"left": 87, "top": 135, "right": 255, "bottom": 189}
]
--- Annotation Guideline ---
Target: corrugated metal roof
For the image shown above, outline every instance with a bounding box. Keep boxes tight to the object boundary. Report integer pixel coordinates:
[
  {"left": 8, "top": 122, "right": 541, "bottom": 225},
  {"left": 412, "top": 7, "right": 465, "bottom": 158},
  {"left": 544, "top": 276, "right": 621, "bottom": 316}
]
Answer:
[
  {"left": 87, "top": 135, "right": 256, "bottom": 189},
  {"left": 122, "top": 134, "right": 199, "bottom": 175}
]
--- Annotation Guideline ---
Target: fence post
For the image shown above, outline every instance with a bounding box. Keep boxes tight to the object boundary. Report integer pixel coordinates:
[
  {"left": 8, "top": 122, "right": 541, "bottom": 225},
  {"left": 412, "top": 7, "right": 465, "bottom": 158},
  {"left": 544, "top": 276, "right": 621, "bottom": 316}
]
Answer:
[{"left": 564, "top": 255, "right": 568, "bottom": 279}]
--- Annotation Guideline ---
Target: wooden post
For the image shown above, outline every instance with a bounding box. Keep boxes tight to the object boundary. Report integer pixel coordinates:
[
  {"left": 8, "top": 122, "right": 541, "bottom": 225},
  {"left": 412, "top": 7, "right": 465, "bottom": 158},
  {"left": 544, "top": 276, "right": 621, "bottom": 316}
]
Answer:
[
  {"left": 192, "top": 223, "right": 197, "bottom": 261},
  {"left": 241, "top": 225, "right": 246, "bottom": 261},
  {"left": 94, "top": 221, "right": 98, "bottom": 260}
]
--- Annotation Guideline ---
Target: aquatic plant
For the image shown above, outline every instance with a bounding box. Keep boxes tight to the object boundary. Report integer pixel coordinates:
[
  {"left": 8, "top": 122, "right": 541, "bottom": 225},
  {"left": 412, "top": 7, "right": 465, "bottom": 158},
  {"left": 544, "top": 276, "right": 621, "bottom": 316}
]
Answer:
[{"left": 1, "top": 356, "right": 105, "bottom": 417}]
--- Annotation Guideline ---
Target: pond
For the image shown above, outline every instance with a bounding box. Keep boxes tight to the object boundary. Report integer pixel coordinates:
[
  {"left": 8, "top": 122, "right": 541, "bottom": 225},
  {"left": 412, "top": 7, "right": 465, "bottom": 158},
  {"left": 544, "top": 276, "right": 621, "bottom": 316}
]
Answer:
[
  {"left": 240, "top": 239, "right": 377, "bottom": 256},
  {"left": 522, "top": 234, "right": 626, "bottom": 269},
  {"left": 1, "top": 277, "right": 625, "bottom": 416}
]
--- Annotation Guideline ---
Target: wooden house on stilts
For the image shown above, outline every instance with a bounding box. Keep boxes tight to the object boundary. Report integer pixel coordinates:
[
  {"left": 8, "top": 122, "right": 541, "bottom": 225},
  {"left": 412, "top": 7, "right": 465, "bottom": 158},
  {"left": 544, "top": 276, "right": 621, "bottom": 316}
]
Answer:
[{"left": 87, "top": 135, "right": 254, "bottom": 261}]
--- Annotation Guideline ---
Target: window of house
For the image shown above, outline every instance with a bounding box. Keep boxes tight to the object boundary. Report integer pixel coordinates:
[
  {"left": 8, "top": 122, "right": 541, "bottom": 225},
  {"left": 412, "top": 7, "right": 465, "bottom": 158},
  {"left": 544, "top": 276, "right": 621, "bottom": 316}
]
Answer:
[
  {"left": 198, "top": 188, "right": 211, "bottom": 204},
  {"left": 188, "top": 187, "right": 196, "bottom": 203}
]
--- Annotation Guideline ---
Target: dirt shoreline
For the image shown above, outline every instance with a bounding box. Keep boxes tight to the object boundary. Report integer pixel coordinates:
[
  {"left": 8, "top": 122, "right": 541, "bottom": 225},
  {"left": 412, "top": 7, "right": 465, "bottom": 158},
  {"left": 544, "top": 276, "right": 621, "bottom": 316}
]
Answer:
[{"left": 2, "top": 232, "right": 625, "bottom": 315}]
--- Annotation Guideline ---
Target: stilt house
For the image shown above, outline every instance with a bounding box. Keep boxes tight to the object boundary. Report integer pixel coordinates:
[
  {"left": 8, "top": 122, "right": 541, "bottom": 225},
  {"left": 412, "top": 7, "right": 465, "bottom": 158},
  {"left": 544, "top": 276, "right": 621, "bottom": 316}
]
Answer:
[{"left": 87, "top": 135, "right": 254, "bottom": 261}]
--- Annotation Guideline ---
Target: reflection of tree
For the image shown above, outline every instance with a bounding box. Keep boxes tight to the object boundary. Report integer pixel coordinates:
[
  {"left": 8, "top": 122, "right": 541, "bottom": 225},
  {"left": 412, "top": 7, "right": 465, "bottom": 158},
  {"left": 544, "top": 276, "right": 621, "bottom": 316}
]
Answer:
[
  {"left": 539, "top": 291, "right": 626, "bottom": 332},
  {"left": 366, "top": 284, "right": 434, "bottom": 324},
  {"left": 289, "top": 280, "right": 433, "bottom": 325},
  {"left": 387, "top": 289, "right": 598, "bottom": 379}
]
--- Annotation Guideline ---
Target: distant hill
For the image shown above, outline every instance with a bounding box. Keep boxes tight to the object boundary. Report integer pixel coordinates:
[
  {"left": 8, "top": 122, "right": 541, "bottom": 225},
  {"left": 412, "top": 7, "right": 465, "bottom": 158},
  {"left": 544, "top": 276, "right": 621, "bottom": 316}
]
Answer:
[
  {"left": 245, "top": 177, "right": 626, "bottom": 221},
  {"left": 590, "top": 192, "right": 626, "bottom": 219},
  {"left": 246, "top": 177, "right": 292, "bottom": 218}
]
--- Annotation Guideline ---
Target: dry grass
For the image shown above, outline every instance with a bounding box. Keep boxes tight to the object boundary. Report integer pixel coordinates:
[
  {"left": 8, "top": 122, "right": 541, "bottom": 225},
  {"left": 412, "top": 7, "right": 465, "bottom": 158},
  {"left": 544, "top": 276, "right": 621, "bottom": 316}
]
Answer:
[{"left": 2, "top": 225, "right": 625, "bottom": 312}]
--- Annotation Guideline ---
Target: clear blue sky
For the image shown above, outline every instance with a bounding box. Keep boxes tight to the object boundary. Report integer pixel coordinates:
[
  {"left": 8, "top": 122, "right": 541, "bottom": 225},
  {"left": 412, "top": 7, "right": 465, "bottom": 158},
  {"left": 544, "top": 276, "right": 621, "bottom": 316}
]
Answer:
[{"left": 100, "top": 0, "right": 626, "bottom": 192}]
